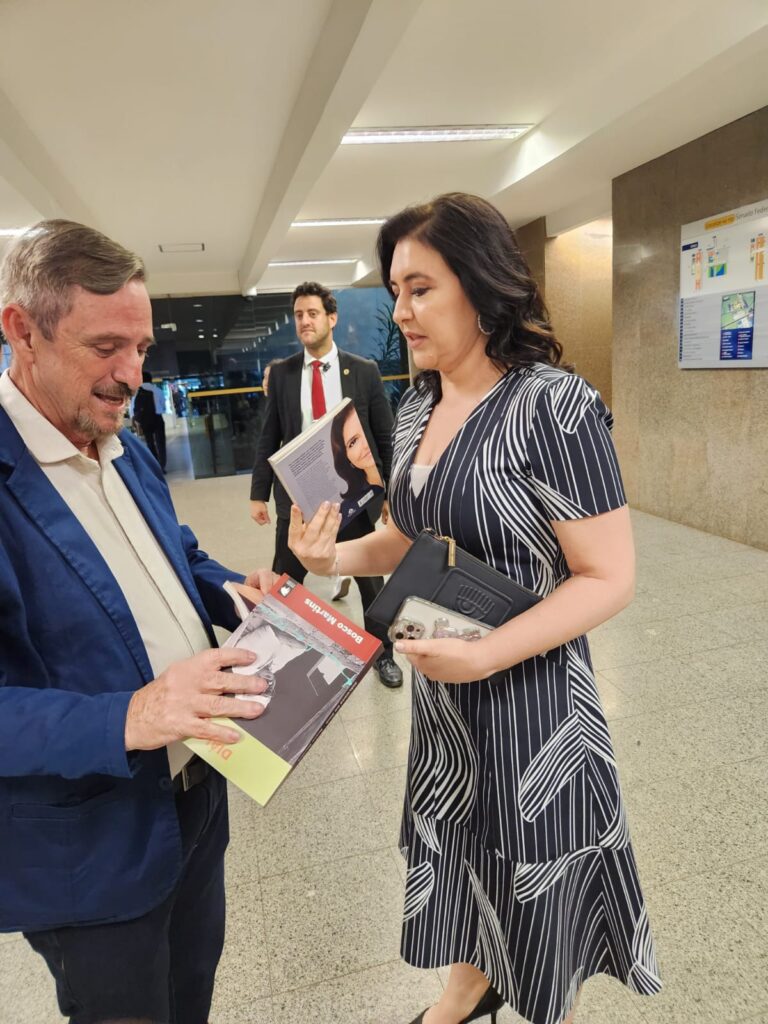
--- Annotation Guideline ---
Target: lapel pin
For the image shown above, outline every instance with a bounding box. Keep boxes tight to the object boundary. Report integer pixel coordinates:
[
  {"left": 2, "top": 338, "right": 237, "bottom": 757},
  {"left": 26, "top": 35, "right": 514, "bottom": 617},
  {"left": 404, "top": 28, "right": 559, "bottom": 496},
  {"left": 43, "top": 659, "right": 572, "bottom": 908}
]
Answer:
[{"left": 343, "top": 368, "right": 350, "bottom": 376}]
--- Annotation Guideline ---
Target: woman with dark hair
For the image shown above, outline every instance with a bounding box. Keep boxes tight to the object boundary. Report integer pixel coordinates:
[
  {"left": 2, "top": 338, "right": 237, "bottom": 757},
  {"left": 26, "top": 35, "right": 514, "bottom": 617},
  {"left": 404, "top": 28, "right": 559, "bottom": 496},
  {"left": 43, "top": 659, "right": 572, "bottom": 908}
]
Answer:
[
  {"left": 259, "top": 193, "right": 660, "bottom": 1024},
  {"left": 329, "top": 403, "right": 385, "bottom": 524}
]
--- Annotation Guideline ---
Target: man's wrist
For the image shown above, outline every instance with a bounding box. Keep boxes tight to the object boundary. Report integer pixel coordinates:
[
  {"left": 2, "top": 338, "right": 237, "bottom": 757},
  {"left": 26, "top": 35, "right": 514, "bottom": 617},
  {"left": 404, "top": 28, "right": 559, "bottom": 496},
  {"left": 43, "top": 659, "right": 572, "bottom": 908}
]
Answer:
[{"left": 124, "top": 690, "right": 140, "bottom": 751}]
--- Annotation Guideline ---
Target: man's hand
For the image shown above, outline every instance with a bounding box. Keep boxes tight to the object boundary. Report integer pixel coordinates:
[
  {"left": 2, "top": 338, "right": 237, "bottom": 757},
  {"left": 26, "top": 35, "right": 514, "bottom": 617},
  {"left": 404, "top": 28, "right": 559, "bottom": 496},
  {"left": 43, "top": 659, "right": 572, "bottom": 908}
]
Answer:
[
  {"left": 287, "top": 502, "right": 339, "bottom": 576},
  {"left": 393, "top": 637, "right": 495, "bottom": 684},
  {"left": 125, "top": 648, "right": 269, "bottom": 751},
  {"left": 243, "top": 568, "right": 280, "bottom": 594},
  {"left": 250, "top": 500, "right": 271, "bottom": 525}
]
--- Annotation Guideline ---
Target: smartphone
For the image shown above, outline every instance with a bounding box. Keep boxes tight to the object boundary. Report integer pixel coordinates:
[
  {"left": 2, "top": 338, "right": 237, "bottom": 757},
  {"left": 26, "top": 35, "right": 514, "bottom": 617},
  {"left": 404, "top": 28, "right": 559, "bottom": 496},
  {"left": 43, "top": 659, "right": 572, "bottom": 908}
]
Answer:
[{"left": 388, "top": 596, "right": 492, "bottom": 644}]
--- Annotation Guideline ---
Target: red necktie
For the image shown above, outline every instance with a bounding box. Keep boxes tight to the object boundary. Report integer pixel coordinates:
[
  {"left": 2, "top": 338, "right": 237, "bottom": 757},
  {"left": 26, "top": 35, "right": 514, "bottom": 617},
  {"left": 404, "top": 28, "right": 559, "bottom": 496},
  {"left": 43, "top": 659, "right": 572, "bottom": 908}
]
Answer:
[{"left": 310, "top": 360, "right": 327, "bottom": 419}]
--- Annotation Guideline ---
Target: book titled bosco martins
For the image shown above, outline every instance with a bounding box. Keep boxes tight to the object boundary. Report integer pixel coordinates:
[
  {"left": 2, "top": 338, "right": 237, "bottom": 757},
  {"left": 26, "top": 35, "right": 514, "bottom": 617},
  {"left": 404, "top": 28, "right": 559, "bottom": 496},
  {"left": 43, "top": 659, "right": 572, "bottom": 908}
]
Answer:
[{"left": 184, "top": 575, "right": 382, "bottom": 805}]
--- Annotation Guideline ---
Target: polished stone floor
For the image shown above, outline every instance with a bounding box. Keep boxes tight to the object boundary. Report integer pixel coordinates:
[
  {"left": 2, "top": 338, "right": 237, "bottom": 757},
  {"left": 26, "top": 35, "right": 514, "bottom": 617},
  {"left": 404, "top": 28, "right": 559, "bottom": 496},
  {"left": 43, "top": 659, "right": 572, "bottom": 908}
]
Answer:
[{"left": 2, "top": 457, "right": 767, "bottom": 1023}]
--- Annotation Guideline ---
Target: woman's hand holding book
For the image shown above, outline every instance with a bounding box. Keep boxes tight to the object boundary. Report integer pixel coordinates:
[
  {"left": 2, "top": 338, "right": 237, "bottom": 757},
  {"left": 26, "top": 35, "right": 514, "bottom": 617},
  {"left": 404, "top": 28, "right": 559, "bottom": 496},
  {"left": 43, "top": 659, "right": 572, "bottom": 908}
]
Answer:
[{"left": 287, "top": 502, "right": 340, "bottom": 576}]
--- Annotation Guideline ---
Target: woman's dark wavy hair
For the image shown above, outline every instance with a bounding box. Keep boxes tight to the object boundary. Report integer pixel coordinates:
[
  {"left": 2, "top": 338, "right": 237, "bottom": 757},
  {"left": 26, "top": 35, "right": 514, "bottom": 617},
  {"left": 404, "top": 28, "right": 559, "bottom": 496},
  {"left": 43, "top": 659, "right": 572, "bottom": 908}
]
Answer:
[
  {"left": 330, "top": 404, "right": 369, "bottom": 498},
  {"left": 376, "top": 193, "right": 569, "bottom": 399}
]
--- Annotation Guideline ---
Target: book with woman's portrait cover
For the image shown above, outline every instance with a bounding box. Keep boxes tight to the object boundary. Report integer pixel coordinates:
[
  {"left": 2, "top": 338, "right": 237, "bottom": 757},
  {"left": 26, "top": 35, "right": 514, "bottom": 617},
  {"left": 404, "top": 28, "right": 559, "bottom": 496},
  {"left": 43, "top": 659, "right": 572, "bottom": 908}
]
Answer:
[
  {"left": 268, "top": 398, "right": 385, "bottom": 527},
  {"left": 184, "top": 576, "right": 382, "bottom": 805}
]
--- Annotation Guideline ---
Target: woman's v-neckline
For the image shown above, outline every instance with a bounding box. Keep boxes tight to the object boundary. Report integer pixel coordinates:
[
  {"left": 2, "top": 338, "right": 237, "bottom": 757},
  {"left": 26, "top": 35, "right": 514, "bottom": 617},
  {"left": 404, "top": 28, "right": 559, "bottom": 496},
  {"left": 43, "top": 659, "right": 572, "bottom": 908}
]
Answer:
[{"left": 410, "top": 368, "right": 515, "bottom": 474}]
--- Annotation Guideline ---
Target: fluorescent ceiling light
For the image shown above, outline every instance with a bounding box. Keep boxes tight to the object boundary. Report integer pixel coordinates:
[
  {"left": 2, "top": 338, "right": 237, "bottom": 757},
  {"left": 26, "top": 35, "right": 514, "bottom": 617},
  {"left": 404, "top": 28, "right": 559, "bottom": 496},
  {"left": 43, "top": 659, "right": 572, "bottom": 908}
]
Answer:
[
  {"left": 341, "top": 124, "right": 533, "bottom": 145},
  {"left": 268, "top": 258, "right": 358, "bottom": 267},
  {"left": 158, "top": 242, "right": 205, "bottom": 253},
  {"left": 291, "top": 217, "right": 386, "bottom": 228},
  {"left": 0, "top": 227, "right": 27, "bottom": 237}
]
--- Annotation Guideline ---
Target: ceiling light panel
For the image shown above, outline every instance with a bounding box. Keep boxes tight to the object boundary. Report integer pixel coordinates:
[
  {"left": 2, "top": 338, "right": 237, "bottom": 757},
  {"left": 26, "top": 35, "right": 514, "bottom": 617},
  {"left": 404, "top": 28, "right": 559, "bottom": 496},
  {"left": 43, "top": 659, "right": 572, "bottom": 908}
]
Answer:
[
  {"left": 0, "top": 227, "right": 27, "bottom": 237},
  {"left": 267, "top": 258, "right": 358, "bottom": 267},
  {"left": 341, "top": 125, "right": 533, "bottom": 145},
  {"left": 158, "top": 242, "right": 205, "bottom": 253},
  {"left": 291, "top": 217, "right": 387, "bottom": 228}
]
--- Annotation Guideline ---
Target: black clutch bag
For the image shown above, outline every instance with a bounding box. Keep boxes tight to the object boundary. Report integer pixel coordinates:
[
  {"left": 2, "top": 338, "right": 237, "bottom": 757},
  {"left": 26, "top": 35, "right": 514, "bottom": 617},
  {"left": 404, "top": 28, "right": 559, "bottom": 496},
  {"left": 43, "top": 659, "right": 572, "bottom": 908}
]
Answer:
[{"left": 366, "top": 530, "right": 541, "bottom": 629}]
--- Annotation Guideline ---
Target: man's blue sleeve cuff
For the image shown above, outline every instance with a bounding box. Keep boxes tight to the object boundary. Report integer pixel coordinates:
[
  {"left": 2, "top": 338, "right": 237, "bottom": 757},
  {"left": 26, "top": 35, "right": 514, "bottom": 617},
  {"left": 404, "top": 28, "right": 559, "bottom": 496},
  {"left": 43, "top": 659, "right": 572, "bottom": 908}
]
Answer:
[{"left": 103, "top": 691, "right": 142, "bottom": 778}]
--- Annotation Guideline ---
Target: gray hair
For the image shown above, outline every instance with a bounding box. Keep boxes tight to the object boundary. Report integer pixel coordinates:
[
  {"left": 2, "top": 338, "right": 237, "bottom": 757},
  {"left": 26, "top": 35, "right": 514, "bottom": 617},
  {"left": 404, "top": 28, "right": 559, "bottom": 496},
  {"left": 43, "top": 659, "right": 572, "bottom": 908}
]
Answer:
[{"left": 0, "top": 219, "right": 146, "bottom": 339}]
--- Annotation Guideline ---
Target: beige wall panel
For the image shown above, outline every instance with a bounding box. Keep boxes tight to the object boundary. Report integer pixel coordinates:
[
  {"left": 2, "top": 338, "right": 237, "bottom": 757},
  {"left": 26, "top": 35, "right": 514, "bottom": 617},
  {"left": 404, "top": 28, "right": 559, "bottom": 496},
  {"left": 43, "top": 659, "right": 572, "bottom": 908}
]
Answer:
[
  {"left": 514, "top": 217, "right": 547, "bottom": 293},
  {"left": 613, "top": 105, "right": 768, "bottom": 548},
  {"left": 545, "top": 221, "right": 613, "bottom": 407},
  {"left": 515, "top": 215, "right": 614, "bottom": 407}
]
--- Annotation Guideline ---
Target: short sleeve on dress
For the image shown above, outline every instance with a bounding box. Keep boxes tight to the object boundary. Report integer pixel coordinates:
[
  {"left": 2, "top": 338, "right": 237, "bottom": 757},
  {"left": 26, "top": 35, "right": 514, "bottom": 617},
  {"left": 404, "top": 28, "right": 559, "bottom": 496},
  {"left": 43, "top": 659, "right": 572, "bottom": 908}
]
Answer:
[{"left": 526, "top": 374, "right": 626, "bottom": 520}]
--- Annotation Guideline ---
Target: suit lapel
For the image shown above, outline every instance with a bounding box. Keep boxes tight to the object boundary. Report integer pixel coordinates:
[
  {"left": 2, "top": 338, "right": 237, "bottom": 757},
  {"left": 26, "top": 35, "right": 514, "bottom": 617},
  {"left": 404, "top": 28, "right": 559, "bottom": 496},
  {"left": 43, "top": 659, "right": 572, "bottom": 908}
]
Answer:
[
  {"left": 283, "top": 353, "right": 304, "bottom": 438},
  {"left": 5, "top": 444, "right": 154, "bottom": 680},
  {"left": 339, "top": 351, "right": 356, "bottom": 401}
]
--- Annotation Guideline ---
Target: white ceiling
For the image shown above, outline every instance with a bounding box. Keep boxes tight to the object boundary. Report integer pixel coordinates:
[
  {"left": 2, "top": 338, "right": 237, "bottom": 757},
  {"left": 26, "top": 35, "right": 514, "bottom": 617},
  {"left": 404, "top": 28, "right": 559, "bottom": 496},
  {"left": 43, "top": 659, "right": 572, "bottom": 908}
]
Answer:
[{"left": 0, "top": 0, "right": 766, "bottom": 297}]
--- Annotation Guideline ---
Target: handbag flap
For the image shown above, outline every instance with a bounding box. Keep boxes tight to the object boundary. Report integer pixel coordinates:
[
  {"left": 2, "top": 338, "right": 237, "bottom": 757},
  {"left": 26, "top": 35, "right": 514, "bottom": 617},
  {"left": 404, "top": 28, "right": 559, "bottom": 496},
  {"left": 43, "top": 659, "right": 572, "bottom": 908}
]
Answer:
[
  {"left": 365, "top": 531, "right": 447, "bottom": 626},
  {"left": 366, "top": 530, "right": 539, "bottom": 627},
  {"left": 432, "top": 567, "right": 536, "bottom": 625}
]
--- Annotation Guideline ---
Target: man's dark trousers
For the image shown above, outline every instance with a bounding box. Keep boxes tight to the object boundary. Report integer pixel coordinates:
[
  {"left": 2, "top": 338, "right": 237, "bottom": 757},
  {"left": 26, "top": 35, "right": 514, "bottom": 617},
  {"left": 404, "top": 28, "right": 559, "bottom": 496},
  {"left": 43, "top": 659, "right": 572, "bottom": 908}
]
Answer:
[
  {"left": 24, "top": 769, "right": 228, "bottom": 1024},
  {"left": 141, "top": 414, "right": 167, "bottom": 470}
]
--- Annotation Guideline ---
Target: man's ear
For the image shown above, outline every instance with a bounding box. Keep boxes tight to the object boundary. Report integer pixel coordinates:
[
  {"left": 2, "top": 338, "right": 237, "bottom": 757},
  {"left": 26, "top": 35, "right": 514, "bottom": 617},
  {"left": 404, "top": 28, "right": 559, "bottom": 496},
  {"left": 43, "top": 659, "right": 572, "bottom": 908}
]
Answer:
[
  {"left": 329, "top": 312, "right": 338, "bottom": 331},
  {"left": 1, "top": 304, "right": 36, "bottom": 360}
]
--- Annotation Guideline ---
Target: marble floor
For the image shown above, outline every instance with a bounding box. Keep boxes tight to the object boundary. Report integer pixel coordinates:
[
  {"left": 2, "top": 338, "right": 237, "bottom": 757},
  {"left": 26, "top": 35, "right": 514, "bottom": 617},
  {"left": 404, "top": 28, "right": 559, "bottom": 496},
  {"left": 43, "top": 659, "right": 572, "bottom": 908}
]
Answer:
[{"left": 2, "top": 468, "right": 767, "bottom": 1024}]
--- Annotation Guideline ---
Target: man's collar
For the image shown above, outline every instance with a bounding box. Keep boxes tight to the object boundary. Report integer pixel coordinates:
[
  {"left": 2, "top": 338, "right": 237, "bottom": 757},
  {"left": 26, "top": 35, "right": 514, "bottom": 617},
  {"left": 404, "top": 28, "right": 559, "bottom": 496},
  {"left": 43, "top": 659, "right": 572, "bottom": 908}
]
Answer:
[
  {"left": 302, "top": 341, "right": 338, "bottom": 368},
  {"left": 0, "top": 369, "right": 123, "bottom": 466}
]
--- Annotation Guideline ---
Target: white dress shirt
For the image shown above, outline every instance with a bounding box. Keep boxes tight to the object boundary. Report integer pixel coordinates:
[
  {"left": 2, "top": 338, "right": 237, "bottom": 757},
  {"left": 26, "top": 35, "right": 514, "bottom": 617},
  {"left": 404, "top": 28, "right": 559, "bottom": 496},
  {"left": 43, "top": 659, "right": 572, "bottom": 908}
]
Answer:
[
  {"left": 0, "top": 370, "right": 209, "bottom": 775},
  {"left": 300, "top": 342, "right": 343, "bottom": 432}
]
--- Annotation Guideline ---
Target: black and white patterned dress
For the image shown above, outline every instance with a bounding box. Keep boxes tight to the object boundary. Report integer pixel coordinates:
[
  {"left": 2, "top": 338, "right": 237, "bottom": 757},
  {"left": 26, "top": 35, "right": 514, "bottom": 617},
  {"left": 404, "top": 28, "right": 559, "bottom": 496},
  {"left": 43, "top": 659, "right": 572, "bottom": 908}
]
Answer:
[{"left": 390, "top": 365, "right": 661, "bottom": 1024}]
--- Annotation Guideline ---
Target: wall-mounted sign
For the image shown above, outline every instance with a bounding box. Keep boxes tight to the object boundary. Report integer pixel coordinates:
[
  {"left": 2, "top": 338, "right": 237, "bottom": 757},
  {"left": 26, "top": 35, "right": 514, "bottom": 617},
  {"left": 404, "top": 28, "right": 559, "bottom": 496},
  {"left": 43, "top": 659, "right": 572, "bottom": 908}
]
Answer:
[{"left": 679, "top": 198, "right": 767, "bottom": 368}]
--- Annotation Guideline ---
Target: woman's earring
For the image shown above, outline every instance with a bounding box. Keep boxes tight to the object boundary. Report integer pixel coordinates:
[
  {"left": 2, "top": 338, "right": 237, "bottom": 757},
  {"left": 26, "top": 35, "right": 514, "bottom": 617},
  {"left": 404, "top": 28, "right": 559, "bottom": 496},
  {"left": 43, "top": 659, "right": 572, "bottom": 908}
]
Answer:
[{"left": 477, "top": 313, "right": 492, "bottom": 336}]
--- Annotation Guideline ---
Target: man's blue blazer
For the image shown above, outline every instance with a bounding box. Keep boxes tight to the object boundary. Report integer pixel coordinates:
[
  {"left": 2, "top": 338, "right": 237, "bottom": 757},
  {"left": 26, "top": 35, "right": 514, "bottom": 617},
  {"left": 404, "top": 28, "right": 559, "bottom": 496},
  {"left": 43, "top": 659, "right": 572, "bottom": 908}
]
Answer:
[{"left": 0, "top": 406, "right": 243, "bottom": 932}]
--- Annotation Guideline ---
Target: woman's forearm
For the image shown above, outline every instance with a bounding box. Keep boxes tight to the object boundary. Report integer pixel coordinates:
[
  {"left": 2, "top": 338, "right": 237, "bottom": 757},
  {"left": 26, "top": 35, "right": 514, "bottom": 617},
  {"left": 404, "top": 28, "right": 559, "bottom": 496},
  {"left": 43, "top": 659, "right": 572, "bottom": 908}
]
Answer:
[
  {"left": 336, "top": 522, "right": 411, "bottom": 578},
  {"left": 479, "top": 572, "right": 634, "bottom": 676}
]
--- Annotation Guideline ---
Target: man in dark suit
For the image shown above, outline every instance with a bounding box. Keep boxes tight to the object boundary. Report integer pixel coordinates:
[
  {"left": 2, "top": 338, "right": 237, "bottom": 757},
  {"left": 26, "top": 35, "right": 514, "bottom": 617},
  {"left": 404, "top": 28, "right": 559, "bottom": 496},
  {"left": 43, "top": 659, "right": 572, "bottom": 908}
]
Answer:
[{"left": 250, "top": 281, "right": 403, "bottom": 688}]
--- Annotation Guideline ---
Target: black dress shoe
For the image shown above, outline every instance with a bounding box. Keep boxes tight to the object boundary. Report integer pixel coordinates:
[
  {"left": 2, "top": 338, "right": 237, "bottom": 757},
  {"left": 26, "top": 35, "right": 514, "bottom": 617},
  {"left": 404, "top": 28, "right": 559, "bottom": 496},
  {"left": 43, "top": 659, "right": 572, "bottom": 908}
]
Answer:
[
  {"left": 375, "top": 654, "right": 403, "bottom": 688},
  {"left": 407, "top": 984, "right": 504, "bottom": 1024}
]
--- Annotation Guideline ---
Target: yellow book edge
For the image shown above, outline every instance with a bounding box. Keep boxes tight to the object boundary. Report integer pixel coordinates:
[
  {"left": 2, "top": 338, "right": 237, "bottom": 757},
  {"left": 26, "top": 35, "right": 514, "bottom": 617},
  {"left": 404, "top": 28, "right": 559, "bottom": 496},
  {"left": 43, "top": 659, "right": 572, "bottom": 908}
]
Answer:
[{"left": 184, "top": 718, "right": 291, "bottom": 806}]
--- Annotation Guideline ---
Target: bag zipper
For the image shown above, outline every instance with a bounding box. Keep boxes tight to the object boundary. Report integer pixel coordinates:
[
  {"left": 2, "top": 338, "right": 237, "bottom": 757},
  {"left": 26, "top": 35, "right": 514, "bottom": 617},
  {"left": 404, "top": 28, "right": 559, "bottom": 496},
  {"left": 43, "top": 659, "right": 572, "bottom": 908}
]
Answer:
[{"left": 426, "top": 528, "right": 457, "bottom": 567}]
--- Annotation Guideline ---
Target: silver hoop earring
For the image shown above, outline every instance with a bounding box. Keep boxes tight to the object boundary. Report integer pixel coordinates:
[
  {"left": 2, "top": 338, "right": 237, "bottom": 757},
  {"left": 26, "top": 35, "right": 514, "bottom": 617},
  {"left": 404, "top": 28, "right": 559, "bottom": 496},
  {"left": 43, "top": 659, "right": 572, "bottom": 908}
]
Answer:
[{"left": 477, "top": 313, "right": 492, "bottom": 336}]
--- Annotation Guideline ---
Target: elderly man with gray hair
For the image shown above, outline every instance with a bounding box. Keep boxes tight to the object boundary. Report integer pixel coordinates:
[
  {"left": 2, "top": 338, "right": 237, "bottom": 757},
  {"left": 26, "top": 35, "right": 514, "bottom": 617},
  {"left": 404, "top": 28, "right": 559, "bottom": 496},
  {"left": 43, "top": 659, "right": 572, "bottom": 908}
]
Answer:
[{"left": 0, "top": 220, "right": 273, "bottom": 1024}]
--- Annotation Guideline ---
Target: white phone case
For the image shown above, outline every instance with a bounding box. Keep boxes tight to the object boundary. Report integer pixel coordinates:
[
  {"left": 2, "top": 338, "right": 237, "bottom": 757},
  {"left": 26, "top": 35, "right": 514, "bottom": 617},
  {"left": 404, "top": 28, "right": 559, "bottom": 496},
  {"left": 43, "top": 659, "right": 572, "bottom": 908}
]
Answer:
[{"left": 388, "top": 596, "right": 492, "bottom": 643}]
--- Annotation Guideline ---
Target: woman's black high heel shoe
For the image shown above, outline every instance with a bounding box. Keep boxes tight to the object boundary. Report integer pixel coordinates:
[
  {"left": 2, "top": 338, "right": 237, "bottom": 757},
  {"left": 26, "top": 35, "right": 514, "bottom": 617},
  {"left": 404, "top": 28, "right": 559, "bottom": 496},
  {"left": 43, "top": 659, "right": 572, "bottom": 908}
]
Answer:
[{"left": 408, "top": 984, "right": 505, "bottom": 1024}]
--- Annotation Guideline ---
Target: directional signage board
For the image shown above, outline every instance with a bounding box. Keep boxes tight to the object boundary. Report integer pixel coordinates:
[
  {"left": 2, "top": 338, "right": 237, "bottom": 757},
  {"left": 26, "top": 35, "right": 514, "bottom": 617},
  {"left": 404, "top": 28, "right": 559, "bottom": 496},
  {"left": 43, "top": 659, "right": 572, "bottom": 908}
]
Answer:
[{"left": 679, "top": 199, "right": 768, "bottom": 369}]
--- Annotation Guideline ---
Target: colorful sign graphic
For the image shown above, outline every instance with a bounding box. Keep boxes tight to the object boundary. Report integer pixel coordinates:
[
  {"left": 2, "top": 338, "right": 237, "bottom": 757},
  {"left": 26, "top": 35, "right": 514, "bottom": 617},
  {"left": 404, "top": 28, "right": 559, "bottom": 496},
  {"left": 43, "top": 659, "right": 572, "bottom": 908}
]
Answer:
[{"left": 679, "top": 199, "right": 768, "bottom": 369}]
